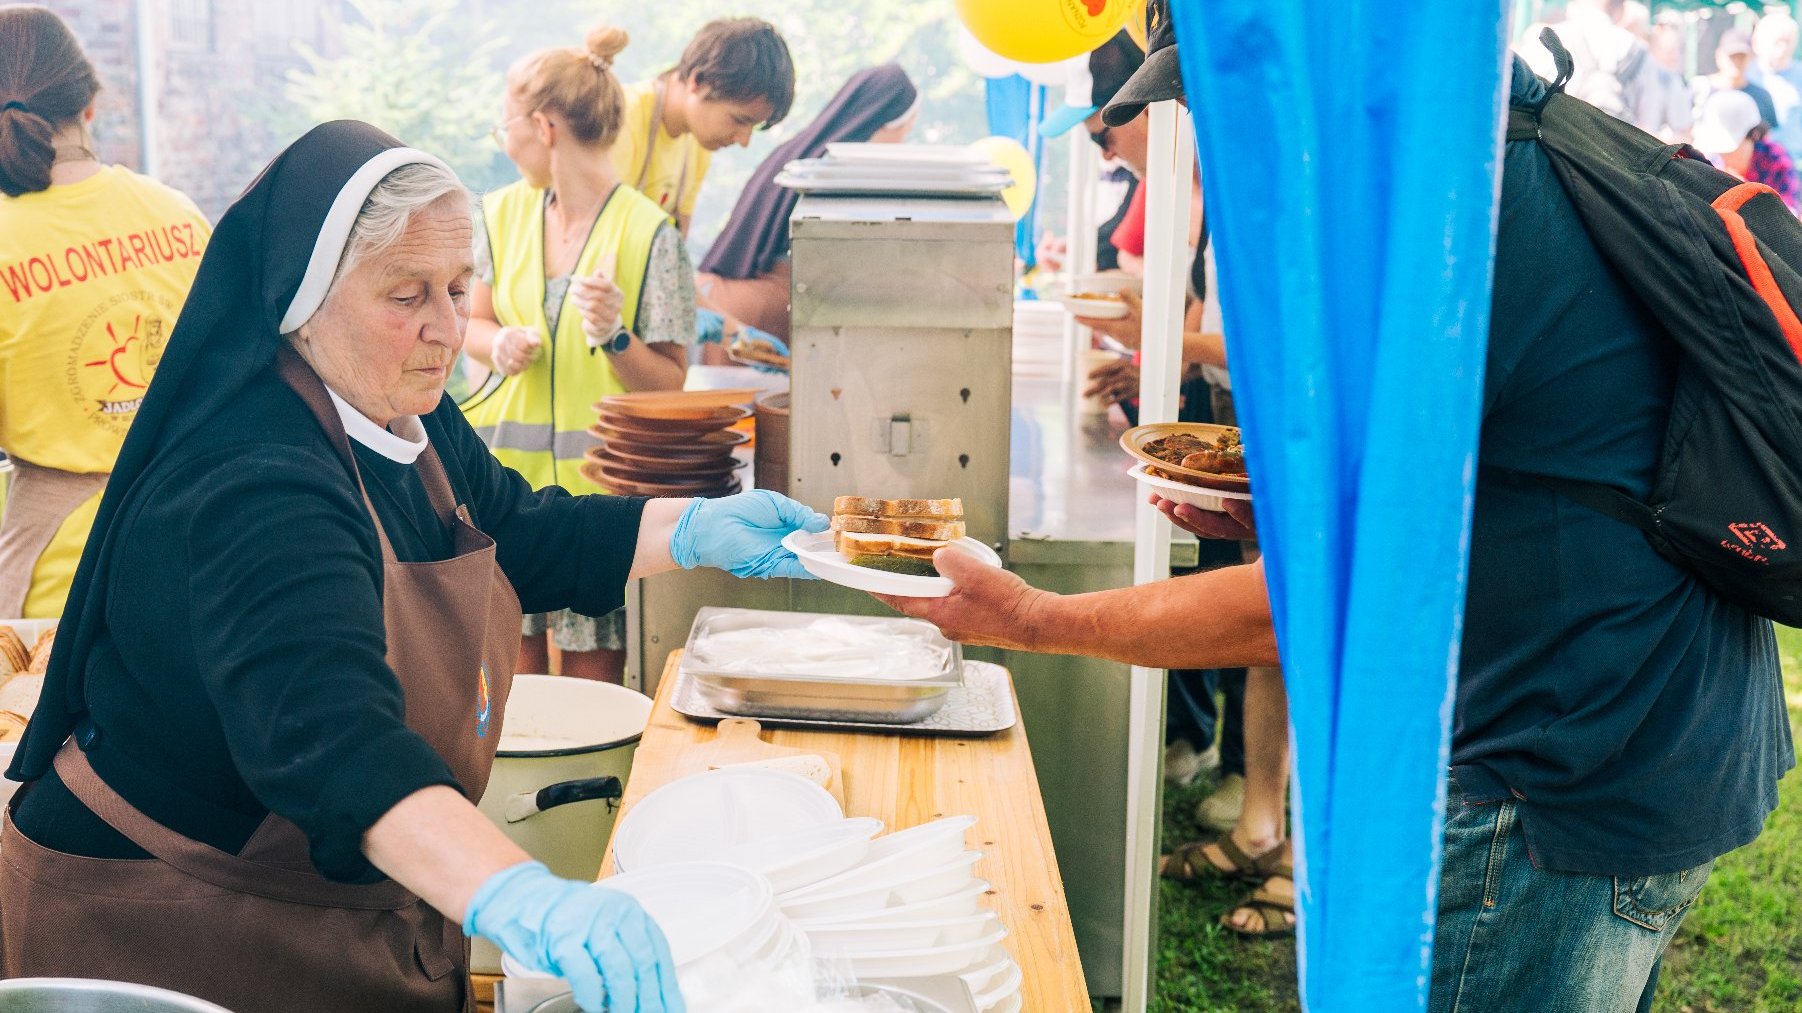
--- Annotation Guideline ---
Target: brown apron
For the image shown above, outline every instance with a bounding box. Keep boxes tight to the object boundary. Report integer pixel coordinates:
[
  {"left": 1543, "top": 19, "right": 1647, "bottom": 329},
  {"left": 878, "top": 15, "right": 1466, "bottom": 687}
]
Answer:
[
  {"left": 0, "top": 458, "right": 109, "bottom": 616},
  {"left": 0, "top": 351, "right": 523, "bottom": 1013}
]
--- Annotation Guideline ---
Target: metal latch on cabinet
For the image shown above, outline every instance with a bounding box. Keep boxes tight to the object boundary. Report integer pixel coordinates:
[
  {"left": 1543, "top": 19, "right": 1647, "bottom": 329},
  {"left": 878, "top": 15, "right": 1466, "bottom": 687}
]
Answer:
[{"left": 872, "top": 414, "right": 930, "bottom": 456}]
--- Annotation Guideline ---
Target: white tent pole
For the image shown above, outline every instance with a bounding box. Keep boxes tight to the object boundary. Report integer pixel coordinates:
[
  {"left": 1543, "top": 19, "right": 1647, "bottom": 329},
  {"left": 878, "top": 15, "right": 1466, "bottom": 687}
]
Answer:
[
  {"left": 1062, "top": 116, "right": 1100, "bottom": 394},
  {"left": 1121, "top": 99, "right": 1193, "bottom": 1013},
  {"left": 134, "top": 0, "right": 159, "bottom": 178}
]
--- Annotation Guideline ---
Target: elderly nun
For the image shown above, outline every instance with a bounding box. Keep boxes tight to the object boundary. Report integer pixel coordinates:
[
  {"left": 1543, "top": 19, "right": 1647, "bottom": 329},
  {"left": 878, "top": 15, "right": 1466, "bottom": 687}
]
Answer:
[{"left": 0, "top": 121, "right": 821, "bottom": 1013}]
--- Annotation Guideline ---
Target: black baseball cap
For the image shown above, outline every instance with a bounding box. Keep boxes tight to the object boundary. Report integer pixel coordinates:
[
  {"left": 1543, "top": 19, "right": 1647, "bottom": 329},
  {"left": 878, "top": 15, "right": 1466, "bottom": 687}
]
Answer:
[{"left": 1102, "top": 0, "right": 1182, "bottom": 127}]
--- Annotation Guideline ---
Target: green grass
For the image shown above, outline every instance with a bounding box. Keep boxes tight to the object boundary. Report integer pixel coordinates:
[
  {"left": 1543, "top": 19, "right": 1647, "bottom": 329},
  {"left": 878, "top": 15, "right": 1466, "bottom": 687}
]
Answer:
[
  {"left": 1152, "top": 772, "right": 1299, "bottom": 1013},
  {"left": 1151, "top": 628, "right": 1802, "bottom": 1012},
  {"left": 1652, "top": 626, "right": 1802, "bottom": 1013}
]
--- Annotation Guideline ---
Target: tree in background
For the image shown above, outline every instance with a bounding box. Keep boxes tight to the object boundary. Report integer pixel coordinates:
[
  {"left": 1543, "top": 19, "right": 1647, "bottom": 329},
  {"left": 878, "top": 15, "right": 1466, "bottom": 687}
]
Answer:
[{"left": 283, "top": 0, "right": 510, "bottom": 190}]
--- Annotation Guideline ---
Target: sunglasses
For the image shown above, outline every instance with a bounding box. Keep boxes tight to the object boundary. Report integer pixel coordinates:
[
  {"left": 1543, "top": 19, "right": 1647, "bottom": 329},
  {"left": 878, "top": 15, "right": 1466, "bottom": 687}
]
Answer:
[{"left": 1088, "top": 125, "right": 1113, "bottom": 152}]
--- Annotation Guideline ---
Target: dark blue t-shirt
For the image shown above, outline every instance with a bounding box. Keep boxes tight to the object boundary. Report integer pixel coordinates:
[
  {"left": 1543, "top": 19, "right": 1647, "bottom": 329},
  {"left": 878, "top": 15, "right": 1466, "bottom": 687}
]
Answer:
[{"left": 1451, "top": 61, "right": 1793, "bottom": 878}]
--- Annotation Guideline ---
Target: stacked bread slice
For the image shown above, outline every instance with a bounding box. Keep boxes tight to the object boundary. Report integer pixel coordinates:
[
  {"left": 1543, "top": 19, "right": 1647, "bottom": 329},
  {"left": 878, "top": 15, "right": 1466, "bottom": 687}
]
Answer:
[{"left": 831, "top": 497, "right": 965, "bottom": 577}]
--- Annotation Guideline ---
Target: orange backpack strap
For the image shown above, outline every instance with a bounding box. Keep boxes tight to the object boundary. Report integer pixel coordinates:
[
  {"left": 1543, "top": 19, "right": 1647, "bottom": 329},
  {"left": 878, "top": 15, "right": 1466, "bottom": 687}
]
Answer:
[{"left": 1712, "top": 183, "right": 1802, "bottom": 365}]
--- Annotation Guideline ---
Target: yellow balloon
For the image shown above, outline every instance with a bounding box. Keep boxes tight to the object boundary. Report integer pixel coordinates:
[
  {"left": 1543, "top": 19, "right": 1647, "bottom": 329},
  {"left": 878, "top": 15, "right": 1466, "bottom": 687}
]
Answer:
[
  {"left": 955, "top": 0, "right": 1136, "bottom": 64},
  {"left": 971, "top": 136, "right": 1038, "bottom": 220},
  {"left": 1122, "top": 0, "right": 1150, "bottom": 51}
]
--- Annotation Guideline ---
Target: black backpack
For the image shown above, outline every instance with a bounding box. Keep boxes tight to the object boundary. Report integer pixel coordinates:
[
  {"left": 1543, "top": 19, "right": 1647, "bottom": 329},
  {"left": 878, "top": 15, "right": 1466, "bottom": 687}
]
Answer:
[{"left": 1508, "top": 29, "right": 1802, "bottom": 624}]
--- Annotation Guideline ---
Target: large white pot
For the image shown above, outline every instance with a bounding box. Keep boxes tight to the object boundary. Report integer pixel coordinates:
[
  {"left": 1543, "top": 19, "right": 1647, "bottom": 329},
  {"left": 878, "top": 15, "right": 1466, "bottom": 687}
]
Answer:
[{"left": 472, "top": 675, "right": 653, "bottom": 973}]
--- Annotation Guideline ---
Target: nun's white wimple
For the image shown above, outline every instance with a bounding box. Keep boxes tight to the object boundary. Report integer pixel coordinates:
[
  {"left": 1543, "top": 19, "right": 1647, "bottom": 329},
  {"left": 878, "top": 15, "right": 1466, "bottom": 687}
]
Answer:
[{"left": 278, "top": 146, "right": 456, "bottom": 335}]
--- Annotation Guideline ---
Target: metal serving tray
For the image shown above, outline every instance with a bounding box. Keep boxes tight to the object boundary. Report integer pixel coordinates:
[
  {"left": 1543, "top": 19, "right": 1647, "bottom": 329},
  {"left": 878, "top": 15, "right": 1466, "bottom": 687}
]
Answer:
[{"left": 679, "top": 607, "right": 963, "bottom": 724}]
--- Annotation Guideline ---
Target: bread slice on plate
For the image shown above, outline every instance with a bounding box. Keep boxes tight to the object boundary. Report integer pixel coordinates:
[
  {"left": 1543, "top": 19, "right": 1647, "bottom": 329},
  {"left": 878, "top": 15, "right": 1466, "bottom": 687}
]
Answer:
[
  {"left": 830, "top": 497, "right": 967, "bottom": 578},
  {"left": 829, "top": 514, "right": 967, "bottom": 541},
  {"left": 832, "top": 496, "right": 962, "bottom": 520}
]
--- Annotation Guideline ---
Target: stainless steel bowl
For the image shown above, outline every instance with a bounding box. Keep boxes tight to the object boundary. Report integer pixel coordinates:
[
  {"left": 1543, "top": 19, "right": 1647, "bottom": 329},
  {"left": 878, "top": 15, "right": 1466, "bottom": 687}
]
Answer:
[{"left": 0, "top": 979, "right": 233, "bottom": 1012}]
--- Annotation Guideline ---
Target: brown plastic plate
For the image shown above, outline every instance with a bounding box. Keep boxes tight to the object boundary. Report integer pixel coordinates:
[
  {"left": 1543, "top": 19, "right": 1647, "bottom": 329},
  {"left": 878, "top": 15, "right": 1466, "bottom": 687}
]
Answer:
[{"left": 1119, "top": 422, "right": 1252, "bottom": 493}]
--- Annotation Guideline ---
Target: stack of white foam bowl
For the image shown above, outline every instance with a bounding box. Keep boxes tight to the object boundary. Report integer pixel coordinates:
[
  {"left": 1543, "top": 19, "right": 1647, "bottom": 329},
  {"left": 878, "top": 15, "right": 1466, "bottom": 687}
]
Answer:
[
  {"left": 519, "top": 768, "right": 1023, "bottom": 1011},
  {"left": 779, "top": 816, "right": 1023, "bottom": 1013},
  {"left": 502, "top": 860, "right": 817, "bottom": 1012},
  {"left": 1012, "top": 298, "right": 1067, "bottom": 382}
]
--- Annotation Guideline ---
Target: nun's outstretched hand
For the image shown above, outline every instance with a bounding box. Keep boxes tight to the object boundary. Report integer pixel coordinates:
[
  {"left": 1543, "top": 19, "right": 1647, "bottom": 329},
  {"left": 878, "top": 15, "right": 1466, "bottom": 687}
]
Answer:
[
  {"left": 668, "top": 490, "right": 828, "bottom": 580},
  {"left": 874, "top": 546, "right": 1052, "bottom": 652}
]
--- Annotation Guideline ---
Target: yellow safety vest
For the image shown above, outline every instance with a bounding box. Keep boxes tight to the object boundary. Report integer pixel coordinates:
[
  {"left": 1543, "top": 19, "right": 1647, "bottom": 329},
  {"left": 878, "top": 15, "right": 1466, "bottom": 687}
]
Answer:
[{"left": 461, "top": 181, "right": 668, "bottom": 493}]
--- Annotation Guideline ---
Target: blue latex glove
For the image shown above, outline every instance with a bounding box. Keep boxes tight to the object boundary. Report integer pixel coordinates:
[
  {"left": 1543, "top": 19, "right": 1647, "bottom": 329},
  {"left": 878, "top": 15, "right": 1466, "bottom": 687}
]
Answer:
[
  {"left": 694, "top": 308, "right": 726, "bottom": 345},
  {"left": 668, "top": 489, "right": 827, "bottom": 580},
  {"left": 465, "top": 861, "right": 684, "bottom": 1013}
]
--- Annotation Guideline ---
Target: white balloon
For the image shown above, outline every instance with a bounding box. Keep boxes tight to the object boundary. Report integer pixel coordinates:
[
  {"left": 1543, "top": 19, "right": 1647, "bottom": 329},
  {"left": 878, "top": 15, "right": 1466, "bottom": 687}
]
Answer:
[
  {"left": 1019, "top": 55, "right": 1084, "bottom": 88},
  {"left": 958, "top": 25, "right": 1024, "bottom": 78}
]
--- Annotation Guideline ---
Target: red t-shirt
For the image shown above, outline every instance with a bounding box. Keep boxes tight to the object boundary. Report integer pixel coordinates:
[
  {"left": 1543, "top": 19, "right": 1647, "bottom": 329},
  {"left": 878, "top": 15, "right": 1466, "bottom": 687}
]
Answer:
[{"left": 1110, "top": 182, "right": 1148, "bottom": 258}]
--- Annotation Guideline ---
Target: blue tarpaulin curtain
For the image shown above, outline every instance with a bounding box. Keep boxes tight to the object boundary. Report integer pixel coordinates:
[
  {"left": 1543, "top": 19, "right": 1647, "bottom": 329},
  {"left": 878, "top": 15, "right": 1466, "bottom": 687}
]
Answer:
[
  {"left": 1170, "top": 4, "right": 1509, "bottom": 1007},
  {"left": 984, "top": 75, "right": 1046, "bottom": 266}
]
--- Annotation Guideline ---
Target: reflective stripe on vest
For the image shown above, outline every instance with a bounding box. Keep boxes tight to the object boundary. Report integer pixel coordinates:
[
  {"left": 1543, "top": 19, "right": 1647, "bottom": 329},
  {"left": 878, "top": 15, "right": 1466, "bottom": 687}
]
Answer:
[{"left": 460, "top": 180, "right": 669, "bottom": 493}]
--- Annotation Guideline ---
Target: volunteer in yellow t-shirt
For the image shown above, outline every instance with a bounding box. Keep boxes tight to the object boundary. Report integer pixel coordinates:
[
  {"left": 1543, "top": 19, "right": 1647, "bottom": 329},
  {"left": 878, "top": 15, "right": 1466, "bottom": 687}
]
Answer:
[
  {"left": 0, "top": 7, "right": 210, "bottom": 618},
  {"left": 611, "top": 17, "right": 795, "bottom": 235}
]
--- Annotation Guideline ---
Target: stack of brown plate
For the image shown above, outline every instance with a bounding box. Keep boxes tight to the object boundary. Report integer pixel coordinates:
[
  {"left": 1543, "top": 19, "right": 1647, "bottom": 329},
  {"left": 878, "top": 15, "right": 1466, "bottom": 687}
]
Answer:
[{"left": 583, "top": 390, "right": 755, "bottom": 498}]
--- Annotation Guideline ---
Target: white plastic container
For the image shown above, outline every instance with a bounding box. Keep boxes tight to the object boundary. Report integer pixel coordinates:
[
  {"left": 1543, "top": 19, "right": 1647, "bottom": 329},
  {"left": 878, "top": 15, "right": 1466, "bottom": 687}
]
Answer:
[{"left": 782, "top": 816, "right": 975, "bottom": 901}]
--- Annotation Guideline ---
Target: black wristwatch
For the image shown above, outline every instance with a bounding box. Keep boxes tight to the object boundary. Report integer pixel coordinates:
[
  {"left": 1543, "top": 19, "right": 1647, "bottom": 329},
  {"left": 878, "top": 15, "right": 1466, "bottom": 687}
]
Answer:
[{"left": 601, "top": 327, "right": 632, "bottom": 354}]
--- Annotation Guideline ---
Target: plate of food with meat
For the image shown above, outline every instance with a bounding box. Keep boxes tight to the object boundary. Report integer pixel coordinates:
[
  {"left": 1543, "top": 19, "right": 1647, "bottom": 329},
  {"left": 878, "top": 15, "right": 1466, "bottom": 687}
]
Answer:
[{"left": 1119, "top": 423, "right": 1252, "bottom": 494}]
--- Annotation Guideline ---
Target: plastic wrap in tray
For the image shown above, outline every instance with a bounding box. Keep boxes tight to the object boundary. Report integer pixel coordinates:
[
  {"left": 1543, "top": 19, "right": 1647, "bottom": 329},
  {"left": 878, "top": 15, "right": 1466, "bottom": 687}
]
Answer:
[{"left": 679, "top": 607, "right": 964, "bottom": 723}]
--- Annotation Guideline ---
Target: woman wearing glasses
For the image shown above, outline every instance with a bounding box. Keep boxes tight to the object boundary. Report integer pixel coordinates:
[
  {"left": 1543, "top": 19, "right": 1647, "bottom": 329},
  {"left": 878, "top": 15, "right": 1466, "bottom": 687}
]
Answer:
[{"left": 462, "top": 25, "right": 695, "bottom": 682}]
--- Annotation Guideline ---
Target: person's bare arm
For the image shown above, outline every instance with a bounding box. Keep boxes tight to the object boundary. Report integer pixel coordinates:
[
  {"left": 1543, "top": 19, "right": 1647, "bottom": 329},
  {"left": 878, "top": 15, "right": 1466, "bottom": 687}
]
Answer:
[
  {"left": 604, "top": 337, "right": 688, "bottom": 391},
  {"left": 628, "top": 496, "right": 689, "bottom": 579},
  {"left": 362, "top": 786, "right": 531, "bottom": 925},
  {"left": 465, "top": 277, "right": 504, "bottom": 369},
  {"left": 877, "top": 547, "right": 1278, "bottom": 670}
]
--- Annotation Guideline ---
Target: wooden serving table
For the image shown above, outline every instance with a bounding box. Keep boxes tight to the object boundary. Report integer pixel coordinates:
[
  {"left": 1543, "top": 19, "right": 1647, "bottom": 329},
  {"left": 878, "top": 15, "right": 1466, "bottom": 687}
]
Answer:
[{"left": 473, "top": 651, "right": 1090, "bottom": 1011}]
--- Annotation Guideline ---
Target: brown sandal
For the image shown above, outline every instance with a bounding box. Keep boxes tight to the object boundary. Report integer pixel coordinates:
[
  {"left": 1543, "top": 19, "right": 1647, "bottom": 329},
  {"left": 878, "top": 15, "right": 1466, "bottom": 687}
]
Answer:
[
  {"left": 1221, "top": 876, "right": 1296, "bottom": 938},
  {"left": 1159, "top": 835, "right": 1285, "bottom": 883}
]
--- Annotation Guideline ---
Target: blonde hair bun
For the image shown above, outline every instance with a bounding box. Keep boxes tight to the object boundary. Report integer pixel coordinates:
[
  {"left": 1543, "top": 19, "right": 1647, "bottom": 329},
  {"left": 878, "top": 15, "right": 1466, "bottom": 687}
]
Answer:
[{"left": 586, "top": 25, "right": 629, "bottom": 69}]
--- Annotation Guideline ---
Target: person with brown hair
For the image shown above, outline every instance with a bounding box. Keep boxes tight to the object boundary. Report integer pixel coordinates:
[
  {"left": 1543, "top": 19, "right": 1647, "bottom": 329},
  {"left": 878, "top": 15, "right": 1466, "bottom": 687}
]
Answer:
[
  {"left": 461, "top": 25, "right": 694, "bottom": 683},
  {"left": 0, "top": 4, "right": 210, "bottom": 619},
  {"left": 611, "top": 17, "right": 795, "bottom": 235}
]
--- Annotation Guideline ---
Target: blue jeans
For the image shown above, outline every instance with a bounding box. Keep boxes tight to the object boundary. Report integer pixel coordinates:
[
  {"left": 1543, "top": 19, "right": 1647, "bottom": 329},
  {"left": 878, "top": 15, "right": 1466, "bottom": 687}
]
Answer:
[{"left": 1429, "top": 775, "right": 1713, "bottom": 1013}]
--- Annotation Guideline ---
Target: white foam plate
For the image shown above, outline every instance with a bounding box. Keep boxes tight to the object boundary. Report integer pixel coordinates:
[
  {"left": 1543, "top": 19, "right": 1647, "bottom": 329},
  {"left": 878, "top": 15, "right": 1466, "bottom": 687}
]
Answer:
[
  {"left": 784, "top": 816, "right": 976, "bottom": 900},
  {"left": 784, "top": 158, "right": 1010, "bottom": 182},
  {"left": 780, "top": 852, "right": 984, "bottom": 920},
  {"left": 1129, "top": 463, "right": 1254, "bottom": 514},
  {"left": 612, "top": 767, "right": 844, "bottom": 872},
  {"left": 774, "top": 172, "right": 1010, "bottom": 197},
  {"left": 824, "top": 142, "right": 990, "bottom": 165},
  {"left": 970, "top": 959, "right": 1023, "bottom": 1009},
  {"left": 720, "top": 816, "right": 884, "bottom": 894},
  {"left": 794, "top": 878, "right": 992, "bottom": 929},
  {"left": 1053, "top": 293, "right": 1130, "bottom": 319},
  {"left": 956, "top": 944, "right": 1013, "bottom": 994},
  {"left": 601, "top": 861, "right": 774, "bottom": 966},
  {"left": 806, "top": 912, "right": 999, "bottom": 955},
  {"left": 843, "top": 927, "right": 1010, "bottom": 979},
  {"left": 782, "top": 530, "right": 1003, "bottom": 599}
]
